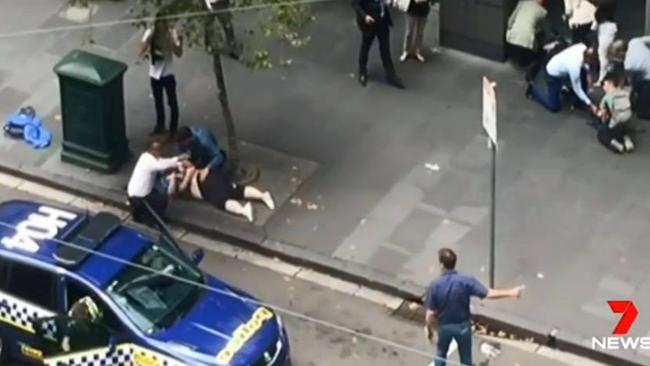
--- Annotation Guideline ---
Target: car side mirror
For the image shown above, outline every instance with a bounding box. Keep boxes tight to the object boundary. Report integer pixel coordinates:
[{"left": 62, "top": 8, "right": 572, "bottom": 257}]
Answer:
[{"left": 191, "top": 249, "right": 205, "bottom": 265}]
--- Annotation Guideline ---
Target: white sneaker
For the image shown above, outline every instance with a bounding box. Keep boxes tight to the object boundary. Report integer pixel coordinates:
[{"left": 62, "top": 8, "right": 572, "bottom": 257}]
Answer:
[
  {"left": 611, "top": 140, "right": 625, "bottom": 153},
  {"left": 242, "top": 202, "right": 254, "bottom": 222},
  {"left": 262, "top": 192, "right": 275, "bottom": 210},
  {"left": 624, "top": 136, "right": 635, "bottom": 152},
  {"left": 415, "top": 52, "right": 425, "bottom": 62},
  {"left": 399, "top": 52, "right": 408, "bottom": 62}
]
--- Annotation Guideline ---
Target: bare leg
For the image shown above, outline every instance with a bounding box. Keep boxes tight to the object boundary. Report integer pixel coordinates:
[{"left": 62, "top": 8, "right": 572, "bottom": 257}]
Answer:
[
  {"left": 243, "top": 186, "right": 275, "bottom": 210},
  {"left": 225, "top": 200, "right": 253, "bottom": 222}
]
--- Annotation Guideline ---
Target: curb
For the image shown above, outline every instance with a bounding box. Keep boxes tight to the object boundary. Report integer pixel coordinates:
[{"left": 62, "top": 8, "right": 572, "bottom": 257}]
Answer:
[{"left": 0, "top": 159, "right": 645, "bottom": 366}]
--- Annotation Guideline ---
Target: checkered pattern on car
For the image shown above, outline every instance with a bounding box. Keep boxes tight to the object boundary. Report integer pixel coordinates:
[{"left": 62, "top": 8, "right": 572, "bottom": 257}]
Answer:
[
  {"left": 44, "top": 344, "right": 188, "bottom": 366},
  {"left": 0, "top": 290, "right": 55, "bottom": 333},
  {"left": 43, "top": 345, "right": 131, "bottom": 366}
]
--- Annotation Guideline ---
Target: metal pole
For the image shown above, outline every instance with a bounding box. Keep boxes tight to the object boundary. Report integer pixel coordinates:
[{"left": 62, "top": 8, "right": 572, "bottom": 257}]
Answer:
[{"left": 489, "top": 140, "right": 496, "bottom": 288}]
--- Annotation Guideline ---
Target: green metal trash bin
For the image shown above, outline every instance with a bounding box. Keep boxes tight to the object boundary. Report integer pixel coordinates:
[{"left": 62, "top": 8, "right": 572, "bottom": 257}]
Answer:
[{"left": 54, "top": 49, "right": 130, "bottom": 173}]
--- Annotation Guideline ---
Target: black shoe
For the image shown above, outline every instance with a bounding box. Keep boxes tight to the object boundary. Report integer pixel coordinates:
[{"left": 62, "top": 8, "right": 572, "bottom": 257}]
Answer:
[
  {"left": 387, "top": 74, "right": 405, "bottom": 89},
  {"left": 149, "top": 127, "right": 165, "bottom": 137},
  {"left": 358, "top": 73, "right": 367, "bottom": 87},
  {"left": 228, "top": 42, "right": 243, "bottom": 60}
]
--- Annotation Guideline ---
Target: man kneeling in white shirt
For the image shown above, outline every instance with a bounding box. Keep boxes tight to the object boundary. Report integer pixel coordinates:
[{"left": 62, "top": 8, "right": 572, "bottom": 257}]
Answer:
[
  {"left": 127, "top": 141, "right": 187, "bottom": 227},
  {"left": 526, "top": 43, "right": 599, "bottom": 113}
]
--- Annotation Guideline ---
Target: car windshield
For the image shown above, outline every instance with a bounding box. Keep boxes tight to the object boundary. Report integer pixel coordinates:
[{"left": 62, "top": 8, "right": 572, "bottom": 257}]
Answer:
[{"left": 106, "top": 236, "right": 203, "bottom": 334}]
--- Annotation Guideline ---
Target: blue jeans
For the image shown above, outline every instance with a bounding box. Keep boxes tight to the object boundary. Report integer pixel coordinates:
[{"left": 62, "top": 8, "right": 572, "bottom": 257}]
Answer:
[
  {"left": 432, "top": 322, "right": 473, "bottom": 366},
  {"left": 530, "top": 73, "right": 563, "bottom": 112}
]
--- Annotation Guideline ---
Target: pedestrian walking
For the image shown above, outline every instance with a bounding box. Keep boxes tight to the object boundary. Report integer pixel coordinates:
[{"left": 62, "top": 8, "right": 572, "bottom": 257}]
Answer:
[
  {"left": 424, "top": 248, "right": 525, "bottom": 366},
  {"left": 127, "top": 141, "right": 187, "bottom": 227},
  {"left": 505, "top": 0, "right": 547, "bottom": 67},
  {"left": 352, "top": 0, "right": 405, "bottom": 88},
  {"left": 563, "top": 0, "right": 596, "bottom": 45},
  {"left": 400, "top": 0, "right": 438, "bottom": 63},
  {"left": 205, "top": 0, "right": 242, "bottom": 58},
  {"left": 526, "top": 43, "right": 599, "bottom": 113},
  {"left": 140, "top": 15, "right": 183, "bottom": 138}
]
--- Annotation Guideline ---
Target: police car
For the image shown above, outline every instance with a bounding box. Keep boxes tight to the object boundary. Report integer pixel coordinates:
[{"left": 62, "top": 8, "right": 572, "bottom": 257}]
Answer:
[{"left": 0, "top": 200, "right": 290, "bottom": 366}]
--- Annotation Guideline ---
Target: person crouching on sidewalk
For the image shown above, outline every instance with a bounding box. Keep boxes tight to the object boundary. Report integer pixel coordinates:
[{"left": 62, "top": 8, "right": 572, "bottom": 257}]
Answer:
[{"left": 590, "top": 73, "right": 634, "bottom": 154}]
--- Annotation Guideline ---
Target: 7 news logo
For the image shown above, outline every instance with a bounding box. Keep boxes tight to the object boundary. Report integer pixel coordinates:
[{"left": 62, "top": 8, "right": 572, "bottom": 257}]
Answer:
[{"left": 592, "top": 301, "right": 650, "bottom": 350}]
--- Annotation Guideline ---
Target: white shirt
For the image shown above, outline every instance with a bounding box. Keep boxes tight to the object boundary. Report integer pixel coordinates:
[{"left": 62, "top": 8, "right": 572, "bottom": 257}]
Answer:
[
  {"left": 546, "top": 43, "right": 592, "bottom": 106},
  {"left": 127, "top": 152, "right": 179, "bottom": 198},
  {"left": 142, "top": 28, "right": 180, "bottom": 80},
  {"left": 564, "top": 0, "right": 596, "bottom": 27},
  {"left": 625, "top": 36, "right": 650, "bottom": 82}
]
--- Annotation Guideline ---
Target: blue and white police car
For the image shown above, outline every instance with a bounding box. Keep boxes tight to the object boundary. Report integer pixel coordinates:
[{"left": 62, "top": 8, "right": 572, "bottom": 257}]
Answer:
[{"left": 0, "top": 200, "right": 290, "bottom": 366}]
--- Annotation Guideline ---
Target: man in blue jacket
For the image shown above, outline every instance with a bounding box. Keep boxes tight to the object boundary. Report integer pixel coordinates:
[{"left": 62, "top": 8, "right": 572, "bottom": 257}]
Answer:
[{"left": 176, "top": 126, "right": 226, "bottom": 169}]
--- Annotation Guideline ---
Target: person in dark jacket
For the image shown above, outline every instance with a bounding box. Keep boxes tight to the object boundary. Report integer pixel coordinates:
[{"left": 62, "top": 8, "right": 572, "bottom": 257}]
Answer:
[
  {"left": 352, "top": 0, "right": 405, "bottom": 88},
  {"left": 176, "top": 126, "right": 225, "bottom": 169}
]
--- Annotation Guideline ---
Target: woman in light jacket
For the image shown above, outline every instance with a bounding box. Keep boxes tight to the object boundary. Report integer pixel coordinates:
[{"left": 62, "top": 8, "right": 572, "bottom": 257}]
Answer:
[{"left": 506, "top": 0, "right": 547, "bottom": 66}]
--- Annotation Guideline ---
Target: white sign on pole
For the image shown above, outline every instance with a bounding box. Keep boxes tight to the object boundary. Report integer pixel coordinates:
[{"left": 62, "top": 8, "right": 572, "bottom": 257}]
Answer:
[{"left": 482, "top": 76, "right": 497, "bottom": 147}]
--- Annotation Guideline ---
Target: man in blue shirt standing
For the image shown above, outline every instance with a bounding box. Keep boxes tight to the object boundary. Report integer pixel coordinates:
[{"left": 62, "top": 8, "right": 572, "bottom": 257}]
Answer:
[
  {"left": 176, "top": 126, "right": 226, "bottom": 169},
  {"left": 424, "top": 248, "right": 525, "bottom": 366}
]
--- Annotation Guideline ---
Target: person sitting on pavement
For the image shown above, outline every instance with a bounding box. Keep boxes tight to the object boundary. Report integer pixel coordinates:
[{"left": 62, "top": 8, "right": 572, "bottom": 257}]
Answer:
[
  {"left": 175, "top": 161, "right": 274, "bottom": 222},
  {"left": 127, "top": 141, "right": 188, "bottom": 227},
  {"left": 526, "top": 43, "right": 599, "bottom": 113},
  {"left": 176, "top": 125, "right": 226, "bottom": 169},
  {"left": 589, "top": 73, "right": 634, "bottom": 154}
]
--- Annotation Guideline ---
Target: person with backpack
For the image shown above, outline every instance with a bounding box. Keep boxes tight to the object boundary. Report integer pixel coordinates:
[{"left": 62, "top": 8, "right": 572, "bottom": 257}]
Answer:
[
  {"left": 139, "top": 15, "right": 183, "bottom": 139},
  {"left": 590, "top": 73, "right": 634, "bottom": 153}
]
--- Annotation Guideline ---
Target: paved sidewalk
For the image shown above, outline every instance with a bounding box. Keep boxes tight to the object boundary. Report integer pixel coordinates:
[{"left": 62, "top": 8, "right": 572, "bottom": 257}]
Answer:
[{"left": 1, "top": 1, "right": 650, "bottom": 365}]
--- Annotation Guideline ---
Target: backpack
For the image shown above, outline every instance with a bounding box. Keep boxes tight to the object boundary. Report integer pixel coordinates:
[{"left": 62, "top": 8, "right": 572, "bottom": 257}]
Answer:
[
  {"left": 609, "top": 90, "right": 632, "bottom": 126},
  {"left": 3, "top": 106, "right": 36, "bottom": 139}
]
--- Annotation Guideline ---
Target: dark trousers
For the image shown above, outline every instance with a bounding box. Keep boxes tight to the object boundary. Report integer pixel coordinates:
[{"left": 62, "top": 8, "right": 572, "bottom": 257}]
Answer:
[
  {"left": 507, "top": 43, "right": 536, "bottom": 67},
  {"left": 597, "top": 122, "right": 631, "bottom": 153},
  {"left": 213, "top": 0, "right": 237, "bottom": 49},
  {"left": 129, "top": 190, "right": 168, "bottom": 228},
  {"left": 571, "top": 23, "right": 593, "bottom": 46},
  {"left": 530, "top": 72, "right": 564, "bottom": 112},
  {"left": 151, "top": 75, "right": 179, "bottom": 133},
  {"left": 358, "top": 22, "right": 395, "bottom": 76},
  {"left": 433, "top": 322, "right": 473, "bottom": 366}
]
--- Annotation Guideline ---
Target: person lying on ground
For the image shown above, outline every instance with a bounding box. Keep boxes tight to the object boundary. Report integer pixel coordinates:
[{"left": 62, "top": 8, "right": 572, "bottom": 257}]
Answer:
[
  {"left": 175, "top": 161, "right": 275, "bottom": 222},
  {"left": 589, "top": 72, "right": 634, "bottom": 153}
]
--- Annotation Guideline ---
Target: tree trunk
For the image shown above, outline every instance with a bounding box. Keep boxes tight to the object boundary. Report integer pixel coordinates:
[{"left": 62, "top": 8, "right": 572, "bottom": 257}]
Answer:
[{"left": 210, "top": 52, "right": 240, "bottom": 177}]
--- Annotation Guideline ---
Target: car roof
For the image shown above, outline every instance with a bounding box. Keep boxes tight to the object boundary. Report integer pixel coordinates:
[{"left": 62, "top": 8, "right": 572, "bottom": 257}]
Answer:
[{"left": 0, "top": 200, "right": 151, "bottom": 288}]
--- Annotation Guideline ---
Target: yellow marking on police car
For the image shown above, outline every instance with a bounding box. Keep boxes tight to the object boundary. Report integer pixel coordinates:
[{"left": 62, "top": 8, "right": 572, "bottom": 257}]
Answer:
[
  {"left": 19, "top": 343, "right": 43, "bottom": 359},
  {"left": 134, "top": 350, "right": 162, "bottom": 366},
  {"left": 217, "top": 307, "right": 274, "bottom": 363},
  {"left": 0, "top": 315, "right": 34, "bottom": 333}
]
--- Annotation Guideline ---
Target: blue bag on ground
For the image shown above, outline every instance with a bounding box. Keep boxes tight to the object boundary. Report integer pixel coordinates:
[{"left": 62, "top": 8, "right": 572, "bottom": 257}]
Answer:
[{"left": 3, "top": 106, "right": 52, "bottom": 149}]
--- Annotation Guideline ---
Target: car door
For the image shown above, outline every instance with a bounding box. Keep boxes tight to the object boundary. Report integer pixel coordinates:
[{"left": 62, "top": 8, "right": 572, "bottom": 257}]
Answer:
[{"left": 0, "top": 258, "right": 58, "bottom": 364}]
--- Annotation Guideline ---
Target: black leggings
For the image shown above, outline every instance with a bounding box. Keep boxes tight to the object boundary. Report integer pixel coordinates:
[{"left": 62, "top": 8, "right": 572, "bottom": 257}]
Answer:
[{"left": 151, "top": 75, "right": 179, "bottom": 133}]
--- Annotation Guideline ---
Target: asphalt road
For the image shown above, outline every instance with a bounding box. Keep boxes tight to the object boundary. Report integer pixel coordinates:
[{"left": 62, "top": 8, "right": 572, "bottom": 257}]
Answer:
[{"left": 0, "top": 183, "right": 601, "bottom": 366}]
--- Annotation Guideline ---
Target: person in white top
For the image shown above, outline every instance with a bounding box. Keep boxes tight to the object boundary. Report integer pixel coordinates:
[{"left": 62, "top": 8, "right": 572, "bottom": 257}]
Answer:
[
  {"left": 139, "top": 16, "right": 183, "bottom": 138},
  {"left": 127, "top": 141, "right": 187, "bottom": 227},
  {"left": 527, "top": 43, "right": 599, "bottom": 113},
  {"left": 592, "top": 8, "right": 617, "bottom": 84},
  {"left": 563, "top": 0, "right": 596, "bottom": 45},
  {"left": 624, "top": 36, "right": 650, "bottom": 88}
]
